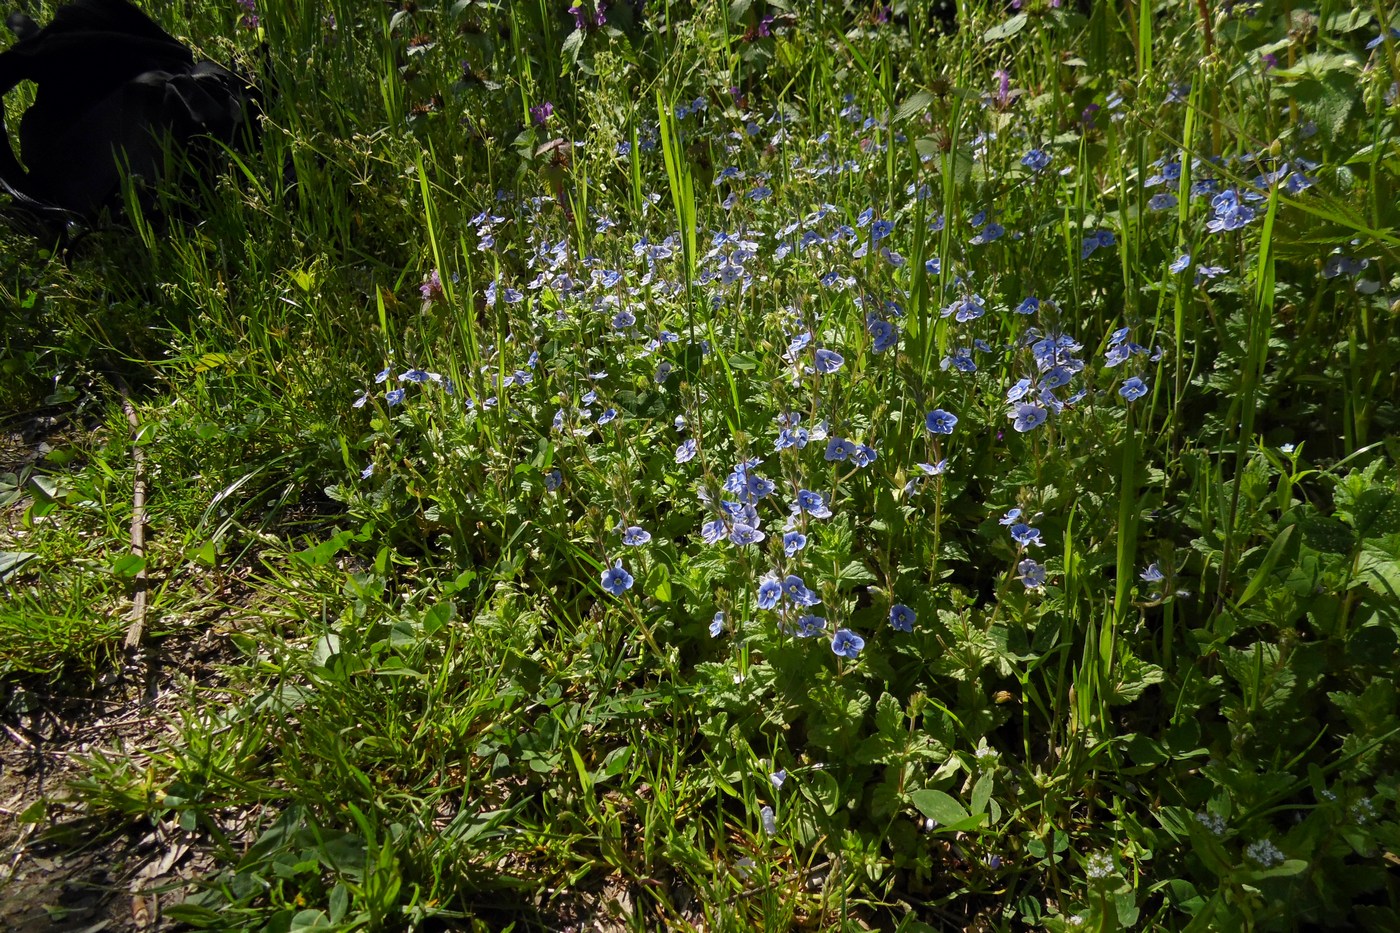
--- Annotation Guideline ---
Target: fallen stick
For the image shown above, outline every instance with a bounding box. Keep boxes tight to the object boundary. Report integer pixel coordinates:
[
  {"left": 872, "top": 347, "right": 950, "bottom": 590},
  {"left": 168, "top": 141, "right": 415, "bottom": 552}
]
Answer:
[{"left": 116, "top": 380, "right": 149, "bottom": 650}]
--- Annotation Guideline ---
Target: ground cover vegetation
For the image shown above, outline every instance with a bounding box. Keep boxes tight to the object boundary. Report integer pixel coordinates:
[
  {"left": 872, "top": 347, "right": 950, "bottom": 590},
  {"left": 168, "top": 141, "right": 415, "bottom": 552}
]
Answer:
[{"left": 3, "top": 0, "right": 1400, "bottom": 928}]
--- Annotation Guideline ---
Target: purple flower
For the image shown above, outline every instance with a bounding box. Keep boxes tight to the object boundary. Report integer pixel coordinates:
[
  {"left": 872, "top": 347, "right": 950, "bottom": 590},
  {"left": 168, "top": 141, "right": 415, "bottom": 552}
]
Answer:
[
  {"left": 530, "top": 101, "right": 554, "bottom": 126},
  {"left": 420, "top": 269, "right": 443, "bottom": 301}
]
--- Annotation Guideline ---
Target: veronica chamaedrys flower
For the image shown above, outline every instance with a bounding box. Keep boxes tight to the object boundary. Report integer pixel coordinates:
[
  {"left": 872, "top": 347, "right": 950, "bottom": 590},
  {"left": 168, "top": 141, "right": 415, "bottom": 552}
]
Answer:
[
  {"left": 825, "top": 438, "right": 857, "bottom": 461},
  {"left": 831, "top": 628, "right": 865, "bottom": 658},
  {"left": 757, "top": 575, "right": 782, "bottom": 610},
  {"left": 601, "top": 560, "right": 633, "bottom": 595},
  {"left": 1017, "top": 558, "right": 1046, "bottom": 589},
  {"left": 782, "top": 575, "right": 820, "bottom": 607},
  {"left": 1140, "top": 562, "right": 1165, "bottom": 583},
  {"left": 769, "top": 769, "right": 787, "bottom": 789},
  {"left": 1015, "top": 296, "right": 1039, "bottom": 315},
  {"left": 622, "top": 526, "right": 651, "bottom": 546},
  {"left": 813, "top": 348, "right": 845, "bottom": 374},
  {"left": 676, "top": 438, "right": 697, "bottom": 463},
  {"left": 783, "top": 531, "right": 807, "bottom": 556},
  {"left": 597, "top": 407, "right": 618, "bottom": 425},
  {"left": 1022, "top": 148, "right": 1052, "bottom": 172},
  {"left": 1009, "top": 522, "right": 1043, "bottom": 548},
  {"left": 794, "top": 614, "right": 826, "bottom": 637},
  {"left": 925, "top": 409, "right": 958, "bottom": 435},
  {"left": 386, "top": 388, "right": 406, "bottom": 406},
  {"left": 889, "top": 604, "right": 915, "bottom": 632},
  {"left": 1011, "top": 403, "right": 1047, "bottom": 432},
  {"left": 710, "top": 611, "right": 725, "bottom": 637},
  {"left": 795, "top": 489, "right": 833, "bottom": 519},
  {"left": 730, "top": 523, "right": 765, "bottom": 547},
  {"left": 1119, "top": 376, "right": 1149, "bottom": 401},
  {"left": 544, "top": 469, "right": 563, "bottom": 491}
]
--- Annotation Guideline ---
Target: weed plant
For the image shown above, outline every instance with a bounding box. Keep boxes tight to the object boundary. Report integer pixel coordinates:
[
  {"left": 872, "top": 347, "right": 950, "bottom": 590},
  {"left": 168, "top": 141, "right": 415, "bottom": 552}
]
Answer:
[{"left": 3, "top": 0, "right": 1400, "bottom": 929}]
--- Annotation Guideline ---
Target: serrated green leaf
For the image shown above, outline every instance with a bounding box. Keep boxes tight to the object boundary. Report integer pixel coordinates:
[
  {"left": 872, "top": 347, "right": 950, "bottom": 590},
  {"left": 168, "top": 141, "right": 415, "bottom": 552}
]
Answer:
[
  {"left": 983, "top": 13, "right": 1027, "bottom": 41},
  {"left": 895, "top": 89, "right": 934, "bottom": 122}
]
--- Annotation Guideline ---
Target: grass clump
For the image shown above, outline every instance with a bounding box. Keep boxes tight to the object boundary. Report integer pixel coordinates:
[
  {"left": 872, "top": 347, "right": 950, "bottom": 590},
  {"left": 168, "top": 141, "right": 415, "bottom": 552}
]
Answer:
[{"left": 3, "top": 0, "right": 1400, "bottom": 929}]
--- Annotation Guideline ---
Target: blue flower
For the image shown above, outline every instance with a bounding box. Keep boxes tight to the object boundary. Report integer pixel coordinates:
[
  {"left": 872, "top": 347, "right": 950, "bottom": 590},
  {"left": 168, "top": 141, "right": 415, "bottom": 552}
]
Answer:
[
  {"left": 757, "top": 575, "right": 783, "bottom": 610},
  {"left": 1011, "top": 403, "right": 1047, "bottom": 432},
  {"left": 794, "top": 614, "right": 827, "bottom": 637},
  {"left": 360, "top": 463, "right": 374, "bottom": 479},
  {"left": 813, "top": 348, "right": 845, "bottom": 374},
  {"left": 1017, "top": 558, "right": 1046, "bottom": 589},
  {"left": 1022, "top": 148, "right": 1052, "bottom": 172},
  {"left": 999, "top": 508, "right": 1022, "bottom": 526},
  {"left": 598, "top": 407, "right": 618, "bottom": 425},
  {"left": 601, "top": 560, "right": 634, "bottom": 596},
  {"left": 611, "top": 309, "right": 636, "bottom": 329},
  {"left": 831, "top": 629, "right": 865, "bottom": 658},
  {"left": 544, "top": 469, "right": 563, "bottom": 491},
  {"left": 676, "top": 438, "right": 698, "bottom": 463},
  {"left": 400, "top": 368, "right": 431, "bottom": 384},
  {"left": 889, "top": 604, "right": 915, "bottom": 632},
  {"left": 1009, "top": 522, "right": 1043, "bottom": 548},
  {"left": 386, "top": 388, "right": 406, "bottom": 406},
  {"left": 871, "top": 219, "right": 894, "bottom": 241},
  {"left": 783, "top": 531, "right": 807, "bottom": 556},
  {"left": 825, "top": 438, "right": 857, "bottom": 461},
  {"left": 710, "top": 612, "right": 725, "bottom": 637},
  {"left": 795, "top": 489, "right": 833, "bottom": 519},
  {"left": 925, "top": 409, "right": 958, "bottom": 435},
  {"left": 1140, "top": 562, "right": 1165, "bottom": 583},
  {"left": 1119, "top": 377, "right": 1149, "bottom": 401},
  {"left": 622, "top": 526, "right": 652, "bottom": 546},
  {"left": 782, "top": 575, "right": 820, "bottom": 607},
  {"left": 730, "top": 523, "right": 766, "bottom": 547},
  {"left": 869, "top": 318, "right": 898, "bottom": 353},
  {"left": 1015, "top": 296, "right": 1040, "bottom": 316}
]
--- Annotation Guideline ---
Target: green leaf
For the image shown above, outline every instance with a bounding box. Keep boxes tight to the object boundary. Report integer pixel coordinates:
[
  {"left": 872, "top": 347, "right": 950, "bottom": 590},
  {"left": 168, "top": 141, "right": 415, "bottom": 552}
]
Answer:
[
  {"left": 983, "top": 13, "right": 1027, "bottom": 41},
  {"left": 294, "top": 530, "right": 355, "bottom": 567},
  {"left": 422, "top": 601, "right": 455, "bottom": 635},
  {"left": 803, "top": 768, "right": 842, "bottom": 816},
  {"left": 0, "top": 550, "right": 38, "bottom": 581},
  {"left": 909, "top": 789, "right": 969, "bottom": 826},
  {"left": 648, "top": 562, "right": 672, "bottom": 602},
  {"left": 970, "top": 771, "right": 993, "bottom": 816},
  {"left": 895, "top": 89, "right": 934, "bottom": 122},
  {"left": 111, "top": 553, "right": 146, "bottom": 580},
  {"left": 290, "top": 908, "right": 330, "bottom": 930}
]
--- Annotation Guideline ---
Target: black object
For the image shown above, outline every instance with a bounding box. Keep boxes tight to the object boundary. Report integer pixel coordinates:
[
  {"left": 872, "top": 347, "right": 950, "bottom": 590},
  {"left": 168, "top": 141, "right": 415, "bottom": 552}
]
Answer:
[{"left": 0, "top": 0, "right": 262, "bottom": 235}]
